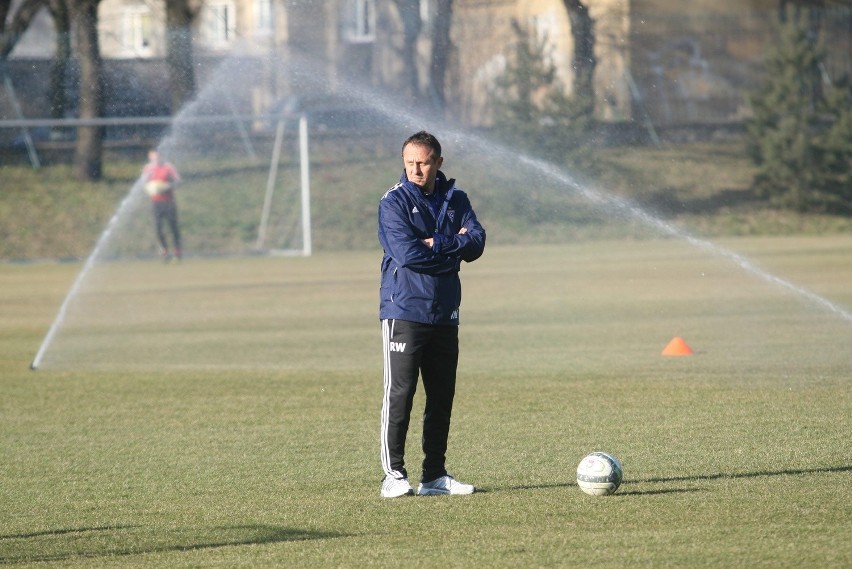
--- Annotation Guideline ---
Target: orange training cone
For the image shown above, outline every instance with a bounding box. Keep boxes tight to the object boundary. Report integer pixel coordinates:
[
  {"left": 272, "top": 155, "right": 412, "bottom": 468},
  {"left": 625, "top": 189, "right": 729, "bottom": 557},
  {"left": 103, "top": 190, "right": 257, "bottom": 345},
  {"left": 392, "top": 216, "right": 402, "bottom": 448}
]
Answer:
[{"left": 662, "top": 336, "right": 694, "bottom": 356}]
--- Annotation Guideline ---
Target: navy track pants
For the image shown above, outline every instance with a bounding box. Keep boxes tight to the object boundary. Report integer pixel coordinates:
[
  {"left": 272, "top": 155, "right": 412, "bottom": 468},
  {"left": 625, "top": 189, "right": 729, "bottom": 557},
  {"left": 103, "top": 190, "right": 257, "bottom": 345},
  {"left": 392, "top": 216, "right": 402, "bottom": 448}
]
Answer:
[{"left": 380, "top": 319, "right": 459, "bottom": 483}]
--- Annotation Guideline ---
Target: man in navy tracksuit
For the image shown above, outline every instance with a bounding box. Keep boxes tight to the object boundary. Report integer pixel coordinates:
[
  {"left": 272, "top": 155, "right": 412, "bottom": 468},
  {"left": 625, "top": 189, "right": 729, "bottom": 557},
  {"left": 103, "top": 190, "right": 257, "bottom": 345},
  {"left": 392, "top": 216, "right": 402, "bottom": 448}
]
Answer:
[{"left": 378, "top": 131, "right": 486, "bottom": 498}]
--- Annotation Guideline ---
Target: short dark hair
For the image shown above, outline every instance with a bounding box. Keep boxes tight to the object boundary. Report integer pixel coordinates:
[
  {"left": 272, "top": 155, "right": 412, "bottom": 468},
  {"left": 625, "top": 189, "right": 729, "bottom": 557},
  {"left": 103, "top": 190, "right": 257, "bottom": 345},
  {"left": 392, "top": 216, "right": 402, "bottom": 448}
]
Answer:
[{"left": 402, "top": 131, "right": 441, "bottom": 159}]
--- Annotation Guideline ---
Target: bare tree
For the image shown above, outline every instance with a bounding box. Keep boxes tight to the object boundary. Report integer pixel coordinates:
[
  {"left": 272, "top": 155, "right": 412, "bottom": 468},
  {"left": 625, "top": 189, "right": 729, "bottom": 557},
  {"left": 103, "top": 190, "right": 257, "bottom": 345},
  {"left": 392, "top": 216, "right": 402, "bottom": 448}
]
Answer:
[
  {"left": 0, "top": 1, "right": 11, "bottom": 30},
  {"left": 0, "top": 0, "right": 70, "bottom": 138},
  {"left": 392, "top": 0, "right": 421, "bottom": 100},
  {"left": 47, "top": 0, "right": 70, "bottom": 123},
  {"left": 0, "top": 0, "right": 46, "bottom": 59},
  {"left": 429, "top": 0, "right": 453, "bottom": 113},
  {"left": 562, "top": 0, "right": 595, "bottom": 112},
  {"left": 166, "top": 0, "right": 202, "bottom": 112},
  {"left": 71, "top": 0, "right": 104, "bottom": 181}
]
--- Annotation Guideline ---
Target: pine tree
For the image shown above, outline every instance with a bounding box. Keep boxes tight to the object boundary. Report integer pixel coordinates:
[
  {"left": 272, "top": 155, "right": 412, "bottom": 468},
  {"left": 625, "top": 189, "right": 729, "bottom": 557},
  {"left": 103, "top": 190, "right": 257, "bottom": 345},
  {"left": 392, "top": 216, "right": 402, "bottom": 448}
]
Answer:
[
  {"left": 490, "top": 20, "right": 594, "bottom": 169},
  {"left": 747, "top": 10, "right": 851, "bottom": 214}
]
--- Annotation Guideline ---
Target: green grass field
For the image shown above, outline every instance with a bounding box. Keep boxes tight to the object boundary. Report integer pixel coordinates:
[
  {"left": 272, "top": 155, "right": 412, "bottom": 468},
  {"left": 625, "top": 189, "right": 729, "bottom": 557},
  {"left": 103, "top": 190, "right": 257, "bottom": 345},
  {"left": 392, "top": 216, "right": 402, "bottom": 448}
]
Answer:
[{"left": 2, "top": 238, "right": 851, "bottom": 567}]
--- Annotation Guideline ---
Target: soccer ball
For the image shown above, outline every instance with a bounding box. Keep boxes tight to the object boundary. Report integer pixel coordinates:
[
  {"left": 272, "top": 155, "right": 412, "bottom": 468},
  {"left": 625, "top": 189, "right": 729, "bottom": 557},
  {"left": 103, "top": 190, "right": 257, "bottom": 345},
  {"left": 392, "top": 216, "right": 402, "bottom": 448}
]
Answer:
[
  {"left": 576, "top": 451, "right": 623, "bottom": 496},
  {"left": 144, "top": 180, "right": 171, "bottom": 196}
]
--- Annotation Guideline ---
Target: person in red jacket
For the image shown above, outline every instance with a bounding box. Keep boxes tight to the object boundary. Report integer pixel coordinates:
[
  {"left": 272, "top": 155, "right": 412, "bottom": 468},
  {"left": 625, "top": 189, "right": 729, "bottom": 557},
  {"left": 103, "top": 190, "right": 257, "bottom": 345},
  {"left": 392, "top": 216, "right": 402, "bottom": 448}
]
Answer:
[{"left": 142, "top": 149, "right": 182, "bottom": 262}]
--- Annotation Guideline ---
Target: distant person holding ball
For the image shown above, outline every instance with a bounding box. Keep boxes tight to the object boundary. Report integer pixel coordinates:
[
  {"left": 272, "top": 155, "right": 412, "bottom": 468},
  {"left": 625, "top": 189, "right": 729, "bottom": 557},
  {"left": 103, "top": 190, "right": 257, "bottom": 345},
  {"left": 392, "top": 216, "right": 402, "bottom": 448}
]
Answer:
[
  {"left": 142, "top": 149, "right": 182, "bottom": 262},
  {"left": 377, "top": 131, "right": 486, "bottom": 498}
]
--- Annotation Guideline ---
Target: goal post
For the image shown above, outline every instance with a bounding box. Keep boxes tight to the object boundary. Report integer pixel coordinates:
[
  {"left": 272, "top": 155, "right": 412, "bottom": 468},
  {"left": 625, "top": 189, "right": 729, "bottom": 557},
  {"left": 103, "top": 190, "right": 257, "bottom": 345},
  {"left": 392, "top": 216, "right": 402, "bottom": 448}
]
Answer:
[
  {"left": 298, "top": 114, "right": 312, "bottom": 257},
  {"left": 256, "top": 113, "right": 312, "bottom": 257}
]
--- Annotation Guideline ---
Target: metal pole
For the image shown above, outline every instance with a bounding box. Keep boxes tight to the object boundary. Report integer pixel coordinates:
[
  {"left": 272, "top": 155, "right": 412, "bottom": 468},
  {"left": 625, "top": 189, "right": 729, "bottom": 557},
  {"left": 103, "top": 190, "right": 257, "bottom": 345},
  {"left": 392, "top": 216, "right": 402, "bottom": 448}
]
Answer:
[
  {"left": 256, "top": 116, "right": 286, "bottom": 250},
  {"left": 299, "top": 114, "right": 312, "bottom": 257},
  {"left": 624, "top": 69, "right": 661, "bottom": 147},
  {"left": 0, "top": 115, "right": 266, "bottom": 127},
  {"left": 2, "top": 69, "right": 41, "bottom": 168}
]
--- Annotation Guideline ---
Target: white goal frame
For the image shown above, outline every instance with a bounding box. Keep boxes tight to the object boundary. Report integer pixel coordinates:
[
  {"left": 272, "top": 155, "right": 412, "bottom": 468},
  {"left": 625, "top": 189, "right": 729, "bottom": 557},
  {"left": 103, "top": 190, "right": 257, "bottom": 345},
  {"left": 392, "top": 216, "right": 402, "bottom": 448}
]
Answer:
[{"left": 256, "top": 114, "right": 312, "bottom": 257}]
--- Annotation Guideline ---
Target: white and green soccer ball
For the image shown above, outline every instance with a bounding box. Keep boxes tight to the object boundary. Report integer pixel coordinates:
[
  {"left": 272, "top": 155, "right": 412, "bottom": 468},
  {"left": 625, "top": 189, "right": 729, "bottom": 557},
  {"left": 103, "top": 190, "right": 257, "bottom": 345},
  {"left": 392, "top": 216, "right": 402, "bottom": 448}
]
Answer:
[{"left": 576, "top": 451, "right": 623, "bottom": 496}]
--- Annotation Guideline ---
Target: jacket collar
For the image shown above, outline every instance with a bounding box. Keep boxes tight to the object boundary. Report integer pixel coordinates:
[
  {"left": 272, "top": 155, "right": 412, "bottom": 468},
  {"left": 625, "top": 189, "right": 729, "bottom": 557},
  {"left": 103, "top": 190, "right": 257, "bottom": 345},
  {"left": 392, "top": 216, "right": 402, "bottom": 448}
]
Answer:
[{"left": 399, "top": 170, "right": 454, "bottom": 197}]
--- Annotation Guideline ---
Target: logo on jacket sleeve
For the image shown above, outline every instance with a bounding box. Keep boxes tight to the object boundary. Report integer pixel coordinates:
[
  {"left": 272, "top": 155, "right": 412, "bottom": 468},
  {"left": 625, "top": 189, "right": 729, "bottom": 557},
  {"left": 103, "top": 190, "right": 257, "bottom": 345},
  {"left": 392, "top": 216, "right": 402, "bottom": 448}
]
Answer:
[
  {"left": 412, "top": 206, "right": 419, "bottom": 214},
  {"left": 447, "top": 209, "right": 455, "bottom": 222}
]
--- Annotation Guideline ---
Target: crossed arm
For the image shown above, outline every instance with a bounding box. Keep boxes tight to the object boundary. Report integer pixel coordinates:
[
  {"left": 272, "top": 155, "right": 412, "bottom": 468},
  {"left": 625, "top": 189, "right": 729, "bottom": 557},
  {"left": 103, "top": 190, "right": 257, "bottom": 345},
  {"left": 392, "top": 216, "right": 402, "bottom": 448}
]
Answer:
[{"left": 421, "top": 227, "right": 467, "bottom": 248}]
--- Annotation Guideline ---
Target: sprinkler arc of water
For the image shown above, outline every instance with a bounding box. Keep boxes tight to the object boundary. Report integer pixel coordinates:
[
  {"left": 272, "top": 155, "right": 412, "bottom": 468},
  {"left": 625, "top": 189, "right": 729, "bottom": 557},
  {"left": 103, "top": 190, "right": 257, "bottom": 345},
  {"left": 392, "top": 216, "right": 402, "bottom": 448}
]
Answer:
[
  {"left": 30, "top": 182, "right": 145, "bottom": 370},
  {"left": 331, "top": 77, "right": 850, "bottom": 327},
  {"left": 514, "top": 154, "right": 852, "bottom": 324},
  {"left": 30, "top": 53, "right": 852, "bottom": 370},
  {"left": 30, "top": 55, "right": 267, "bottom": 370}
]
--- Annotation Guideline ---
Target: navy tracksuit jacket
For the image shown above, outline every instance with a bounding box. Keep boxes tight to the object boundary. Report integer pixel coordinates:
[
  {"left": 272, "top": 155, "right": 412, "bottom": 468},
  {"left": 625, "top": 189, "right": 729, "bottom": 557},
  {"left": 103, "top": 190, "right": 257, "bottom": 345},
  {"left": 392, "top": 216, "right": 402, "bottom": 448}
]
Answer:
[{"left": 378, "top": 170, "right": 486, "bottom": 324}]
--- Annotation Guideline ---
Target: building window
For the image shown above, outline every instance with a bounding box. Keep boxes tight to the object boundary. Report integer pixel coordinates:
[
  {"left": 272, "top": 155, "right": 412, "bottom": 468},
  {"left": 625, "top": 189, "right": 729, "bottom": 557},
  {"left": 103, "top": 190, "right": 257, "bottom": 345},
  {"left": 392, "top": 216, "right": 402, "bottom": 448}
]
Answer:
[
  {"left": 343, "top": 0, "right": 375, "bottom": 43},
  {"left": 122, "top": 6, "right": 153, "bottom": 55},
  {"left": 204, "top": 1, "right": 236, "bottom": 47},
  {"left": 255, "top": 0, "right": 273, "bottom": 33}
]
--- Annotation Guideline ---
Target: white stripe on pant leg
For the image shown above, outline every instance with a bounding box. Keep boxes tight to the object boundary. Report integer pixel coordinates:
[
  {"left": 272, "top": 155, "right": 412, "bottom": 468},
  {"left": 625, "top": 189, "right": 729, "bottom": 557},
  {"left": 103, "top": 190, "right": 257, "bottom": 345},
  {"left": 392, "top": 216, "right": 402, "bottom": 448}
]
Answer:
[{"left": 380, "top": 319, "right": 402, "bottom": 479}]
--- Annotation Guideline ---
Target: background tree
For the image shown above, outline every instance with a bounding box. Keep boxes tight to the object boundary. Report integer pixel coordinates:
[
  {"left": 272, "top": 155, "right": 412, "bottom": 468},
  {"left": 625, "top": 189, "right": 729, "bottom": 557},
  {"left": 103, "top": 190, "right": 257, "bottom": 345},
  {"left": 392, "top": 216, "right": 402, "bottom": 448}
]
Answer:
[
  {"left": 0, "top": 0, "right": 45, "bottom": 59},
  {"left": 490, "top": 20, "right": 594, "bottom": 168},
  {"left": 392, "top": 0, "right": 421, "bottom": 100},
  {"left": 429, "top": 0, "right": 453, "bottom": 114},
  {"left": 0, "top": 1, "right": 11, "bottom": 29},
  {"left": 0, "top": 0, "right": 70, "bottom": 139},
  {"left": 562, "top": 0, "right": 595, "bottom": 117},
  {"left": 47, "top": 0, "right": 71, "bottom": 125},
  {"left": 166, "top": 0, "right": 201, "bottom": 112},
  {"left": 747, "top": 8, "right": 851, "bottom": 214},
  {"left": 70, "top": 0, "right": 104, "bottom": 181}
]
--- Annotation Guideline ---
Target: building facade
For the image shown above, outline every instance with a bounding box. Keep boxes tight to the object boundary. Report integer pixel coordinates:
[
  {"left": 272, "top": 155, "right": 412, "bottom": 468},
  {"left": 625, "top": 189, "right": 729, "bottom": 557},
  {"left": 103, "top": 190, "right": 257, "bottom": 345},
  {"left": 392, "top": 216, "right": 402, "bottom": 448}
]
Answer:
[{"left": 3, "top": 0, "right": 851, "bottom": 128}]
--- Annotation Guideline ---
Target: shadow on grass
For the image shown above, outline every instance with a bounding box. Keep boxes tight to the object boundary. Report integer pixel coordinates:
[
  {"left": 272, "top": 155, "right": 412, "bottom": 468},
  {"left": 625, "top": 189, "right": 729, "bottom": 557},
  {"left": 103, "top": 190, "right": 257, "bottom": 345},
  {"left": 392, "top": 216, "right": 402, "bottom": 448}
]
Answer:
[
  {"left": 488, "top": 465, "right": 851, "bottom": 495},
  {"left": 493, "top": 482, "right": 704, "bottom": 497},
  {"left": 617, "top": 487, "right": 703, "bottom": 497},
  {"left": 637, "top": 464, "right": 852, "bottom": 484},
  {"left": 497, "top": 481, "right": 575, "bottom": 492},
  {"left": 0, "top": 525, "right": 138, "bottom": 540},
  {"left": 0, "top": 524, "right": 347, "bottom": 565},
  {"left": 640, "top": 186, "right": 759, "bottom": 217}
]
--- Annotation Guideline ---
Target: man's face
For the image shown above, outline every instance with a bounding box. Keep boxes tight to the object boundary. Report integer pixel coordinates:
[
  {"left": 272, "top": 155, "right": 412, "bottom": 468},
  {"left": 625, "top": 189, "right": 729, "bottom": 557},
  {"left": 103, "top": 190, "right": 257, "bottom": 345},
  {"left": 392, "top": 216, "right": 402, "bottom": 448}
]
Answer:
[{"left": 403, "top": 143, "right": 443, "bottom": 194}]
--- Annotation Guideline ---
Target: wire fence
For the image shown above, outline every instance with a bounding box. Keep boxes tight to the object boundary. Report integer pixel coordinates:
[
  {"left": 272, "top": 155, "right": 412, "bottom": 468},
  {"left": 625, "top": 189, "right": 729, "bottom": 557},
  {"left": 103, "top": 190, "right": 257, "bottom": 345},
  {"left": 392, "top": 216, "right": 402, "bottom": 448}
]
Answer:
[{"left": 0, "top": 6, "right": 849, "bottom": 159}]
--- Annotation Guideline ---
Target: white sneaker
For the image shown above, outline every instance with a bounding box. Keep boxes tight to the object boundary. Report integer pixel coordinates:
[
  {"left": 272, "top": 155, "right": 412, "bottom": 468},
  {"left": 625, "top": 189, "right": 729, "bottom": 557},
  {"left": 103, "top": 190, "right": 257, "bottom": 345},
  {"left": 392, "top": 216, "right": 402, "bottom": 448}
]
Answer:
[
  {"left": 417, "top": 475, "right": 475, "bottom": 496},
  {"left": 381, "top": 476, "right": 414, "bottom": 498}
]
